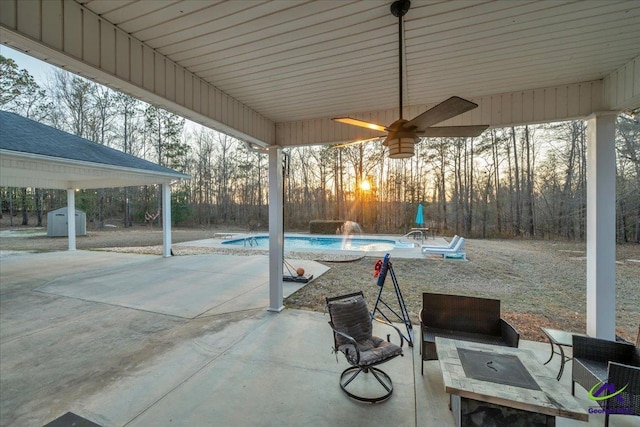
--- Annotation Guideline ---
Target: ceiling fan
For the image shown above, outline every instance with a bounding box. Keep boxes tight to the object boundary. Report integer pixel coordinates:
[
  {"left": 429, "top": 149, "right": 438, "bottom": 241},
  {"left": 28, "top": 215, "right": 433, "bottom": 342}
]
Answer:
[{"left": 332, "top": 0, "right": 489, "bottom": 158}]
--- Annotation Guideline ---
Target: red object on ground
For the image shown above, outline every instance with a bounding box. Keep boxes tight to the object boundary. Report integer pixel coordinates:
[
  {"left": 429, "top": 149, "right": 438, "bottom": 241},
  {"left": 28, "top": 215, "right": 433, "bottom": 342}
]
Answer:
[{"left": 373, "top": 259, "right": 383, "bottom": 278}]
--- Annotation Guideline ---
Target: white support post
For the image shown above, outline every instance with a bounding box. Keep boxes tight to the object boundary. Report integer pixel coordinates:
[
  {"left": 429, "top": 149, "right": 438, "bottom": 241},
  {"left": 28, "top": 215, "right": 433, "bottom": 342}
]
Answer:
[
  {"left": 162, "top": 183, "right": 172, "bottom": 258},
  {"left": 268, "top": 145, "right": 284, "bottom": 312},
  {"left": 66, "top": 188, "right": 76, "bottom": 251},
  {"left": 586, "top": 112, "right": 617, "bottom": 340}
]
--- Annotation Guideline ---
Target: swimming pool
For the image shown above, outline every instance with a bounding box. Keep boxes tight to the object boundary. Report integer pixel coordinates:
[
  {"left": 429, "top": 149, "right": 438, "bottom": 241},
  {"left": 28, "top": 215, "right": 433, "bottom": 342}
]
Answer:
[{"left": 221, "top": 235, "right": 399, "bottom": 252}]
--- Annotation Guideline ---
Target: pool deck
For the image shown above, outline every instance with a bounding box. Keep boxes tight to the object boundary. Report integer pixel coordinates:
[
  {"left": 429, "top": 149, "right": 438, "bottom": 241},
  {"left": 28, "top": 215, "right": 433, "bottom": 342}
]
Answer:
[{"left": 177, "top": 232, "right": 443, "bottom": 259}]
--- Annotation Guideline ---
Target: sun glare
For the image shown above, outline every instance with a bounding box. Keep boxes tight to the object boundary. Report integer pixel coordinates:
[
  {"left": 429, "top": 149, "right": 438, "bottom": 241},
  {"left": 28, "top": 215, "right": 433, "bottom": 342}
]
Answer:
[{"left": 360, "top": 180, "right": 371, "bottom": 192}]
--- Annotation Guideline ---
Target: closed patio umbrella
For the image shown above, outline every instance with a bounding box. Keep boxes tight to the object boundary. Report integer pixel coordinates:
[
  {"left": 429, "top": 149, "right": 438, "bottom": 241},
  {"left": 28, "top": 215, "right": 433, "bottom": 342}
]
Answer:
[{"left": 415, "top": 203, "right": 424, "bottom": 226}]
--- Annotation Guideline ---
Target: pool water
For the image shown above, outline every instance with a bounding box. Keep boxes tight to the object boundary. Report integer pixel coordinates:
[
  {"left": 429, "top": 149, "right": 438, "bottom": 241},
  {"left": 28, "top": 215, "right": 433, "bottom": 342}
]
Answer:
[{"left": 222, "top": 235, "right": 397, "bottom": 252}]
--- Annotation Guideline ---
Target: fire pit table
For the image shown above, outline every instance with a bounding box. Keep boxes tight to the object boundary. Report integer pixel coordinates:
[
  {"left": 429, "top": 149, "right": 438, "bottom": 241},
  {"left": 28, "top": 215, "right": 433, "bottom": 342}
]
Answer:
[{"left": 436, "top": 337, "right": 588, "bottom": 427}]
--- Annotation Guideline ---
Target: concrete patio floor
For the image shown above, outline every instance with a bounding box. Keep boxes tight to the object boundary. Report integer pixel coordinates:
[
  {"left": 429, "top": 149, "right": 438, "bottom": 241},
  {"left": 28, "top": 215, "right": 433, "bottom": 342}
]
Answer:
[{"left": 0, "top": 251, "right": 638, "bottom": 426}]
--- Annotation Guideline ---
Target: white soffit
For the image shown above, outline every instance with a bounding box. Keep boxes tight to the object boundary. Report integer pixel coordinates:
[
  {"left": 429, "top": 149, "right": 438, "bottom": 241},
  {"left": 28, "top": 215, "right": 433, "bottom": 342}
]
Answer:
[{"left": 0, "top": 151, "right": 186, "bottom": 189}]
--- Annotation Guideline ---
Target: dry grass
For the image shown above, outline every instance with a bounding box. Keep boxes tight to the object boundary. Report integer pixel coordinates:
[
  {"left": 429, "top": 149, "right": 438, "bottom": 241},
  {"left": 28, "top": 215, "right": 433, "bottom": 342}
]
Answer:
[
  {"left": 285, "top": 239, "right": 640, "bottom": 342},
  {"left": 1, "top": 223, "right": 638, "bottom": 343}
]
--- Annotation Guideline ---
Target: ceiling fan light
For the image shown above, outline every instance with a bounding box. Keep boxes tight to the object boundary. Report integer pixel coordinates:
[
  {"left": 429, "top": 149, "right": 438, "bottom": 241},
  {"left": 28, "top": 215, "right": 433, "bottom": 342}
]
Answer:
[{"left": 387, "top": 137, "right": 416, "bottom": 158}]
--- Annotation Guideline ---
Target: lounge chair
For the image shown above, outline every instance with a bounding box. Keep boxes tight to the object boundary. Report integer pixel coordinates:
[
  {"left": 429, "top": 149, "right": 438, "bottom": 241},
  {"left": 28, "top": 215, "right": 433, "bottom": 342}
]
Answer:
[
  {"left": 421, "top": 237, "right": 466, "bottom": 259},
  {"left": 420, "top": 235, "right": 459, "bottom": 252}
]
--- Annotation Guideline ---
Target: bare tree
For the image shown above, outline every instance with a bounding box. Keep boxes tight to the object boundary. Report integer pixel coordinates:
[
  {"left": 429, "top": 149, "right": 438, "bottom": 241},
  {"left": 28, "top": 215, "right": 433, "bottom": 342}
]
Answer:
[
  {"left": 0, "top": 55, "right": 51, "bottom": 120},
  {"left": 114, "top": 93, "right": 143, "bottom": 227},
  {"left": 524, "top": 126, "right": 536, "bottom": 236},
  {"left": 616, "top": 114, "right": 640, "bottom": 242}
]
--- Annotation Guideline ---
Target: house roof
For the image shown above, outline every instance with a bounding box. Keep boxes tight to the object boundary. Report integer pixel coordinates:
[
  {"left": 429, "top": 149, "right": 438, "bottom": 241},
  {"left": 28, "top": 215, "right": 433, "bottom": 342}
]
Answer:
[{"left": 0, "top": 111, "right": 190, "bottom": 189}]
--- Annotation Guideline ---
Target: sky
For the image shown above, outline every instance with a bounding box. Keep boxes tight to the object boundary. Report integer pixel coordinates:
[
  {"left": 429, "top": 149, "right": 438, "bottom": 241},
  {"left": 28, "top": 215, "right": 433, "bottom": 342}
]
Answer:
[{"left": 0, "top": 45, "right": 55, "bottom": 85}]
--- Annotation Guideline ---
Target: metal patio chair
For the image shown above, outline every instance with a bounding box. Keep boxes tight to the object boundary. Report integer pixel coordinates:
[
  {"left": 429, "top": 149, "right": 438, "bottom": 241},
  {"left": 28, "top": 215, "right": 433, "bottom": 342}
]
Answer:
[
  {"left": 326, "top": 291, "right": 404, "bottom": 403},
  {"left": 572, "top": 335, "right": 640, "bottom": 427}
]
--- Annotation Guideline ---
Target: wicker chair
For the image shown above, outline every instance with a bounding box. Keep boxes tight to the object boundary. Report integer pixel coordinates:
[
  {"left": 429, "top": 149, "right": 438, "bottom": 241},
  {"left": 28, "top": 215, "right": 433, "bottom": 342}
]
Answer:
[
  {"left": 326, "top": 291, "right": 404, "bottom": 403},
  {"left": 571, "top": 335, "right": 640, "bottom": 427},
  {"left": 418, "top": 292, "right": 519, "bottom": 373}
]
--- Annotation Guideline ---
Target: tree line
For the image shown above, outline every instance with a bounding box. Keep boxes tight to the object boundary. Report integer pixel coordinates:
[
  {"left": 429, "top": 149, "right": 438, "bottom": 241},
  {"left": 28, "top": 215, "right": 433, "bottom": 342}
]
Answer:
[{"left": 1, "top": 55, "right": 639, "bottom": 242}]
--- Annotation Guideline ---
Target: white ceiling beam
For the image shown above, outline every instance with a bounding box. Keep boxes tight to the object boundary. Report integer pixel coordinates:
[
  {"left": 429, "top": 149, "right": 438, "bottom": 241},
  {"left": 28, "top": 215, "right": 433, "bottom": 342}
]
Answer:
[
  {"left": 276, "top": 80, "right": 606, "bottom": 147},
  {"left": 604, "top": 54, "right": 640, "bottom": 111}
]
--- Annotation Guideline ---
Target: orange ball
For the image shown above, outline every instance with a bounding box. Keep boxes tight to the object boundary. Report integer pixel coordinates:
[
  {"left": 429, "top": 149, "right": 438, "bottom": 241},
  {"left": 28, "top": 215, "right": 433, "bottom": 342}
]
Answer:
[{"left": 296, "top": 267, "right": 305, "bottom": 277}]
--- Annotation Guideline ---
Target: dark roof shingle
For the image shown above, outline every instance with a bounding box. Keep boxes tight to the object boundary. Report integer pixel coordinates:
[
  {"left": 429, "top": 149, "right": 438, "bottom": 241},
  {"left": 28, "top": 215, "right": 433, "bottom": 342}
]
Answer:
[{"left": 0, "top": 110, "right": 186, "bottom": 177}]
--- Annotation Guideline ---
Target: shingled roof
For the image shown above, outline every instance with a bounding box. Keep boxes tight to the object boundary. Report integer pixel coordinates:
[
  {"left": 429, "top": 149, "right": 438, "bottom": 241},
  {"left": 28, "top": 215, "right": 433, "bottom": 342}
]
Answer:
[{"left": 0, "top": 111, "right": 190, "bottom": 189}]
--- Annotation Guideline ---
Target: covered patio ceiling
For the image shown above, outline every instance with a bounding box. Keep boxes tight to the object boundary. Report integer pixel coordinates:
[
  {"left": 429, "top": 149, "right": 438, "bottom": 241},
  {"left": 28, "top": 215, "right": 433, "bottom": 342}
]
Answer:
[{"left": 0, "top": 0, "right": 638, "bottom": 148}]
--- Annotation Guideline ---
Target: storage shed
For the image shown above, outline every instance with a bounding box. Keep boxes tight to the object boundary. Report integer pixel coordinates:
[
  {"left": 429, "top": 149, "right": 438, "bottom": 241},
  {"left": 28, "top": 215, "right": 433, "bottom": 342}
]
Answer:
[{"left": 47, "top": 207, "right": 86, "bottom": 237}]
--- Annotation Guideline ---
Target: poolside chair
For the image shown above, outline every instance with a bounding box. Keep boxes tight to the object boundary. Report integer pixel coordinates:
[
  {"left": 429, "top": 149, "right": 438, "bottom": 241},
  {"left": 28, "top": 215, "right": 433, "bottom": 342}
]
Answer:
[
  {"left": 325, "top": 291, "right": 404, "bottom": 403},
  {"left": 421, "top": 237, "right": 466, "bottom": 259},
  {"left": 420, "top": 235, "right": 459, "bottom": 252}
]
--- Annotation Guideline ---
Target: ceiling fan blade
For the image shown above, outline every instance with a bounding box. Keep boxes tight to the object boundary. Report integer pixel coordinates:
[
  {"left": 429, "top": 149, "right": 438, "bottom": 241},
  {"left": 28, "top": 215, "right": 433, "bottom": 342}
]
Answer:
[
  {"left": 406, "top": 96, "right": 479, "bottom": 130},
  {"left": 332, "top": 137, "right": 383, "bottom": 149},
  {"left": 420, "top": 125, "right": 489, "bottom": 138},
  {"left": 333, "top": 117, "right": 388, "bottom": 132}
]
